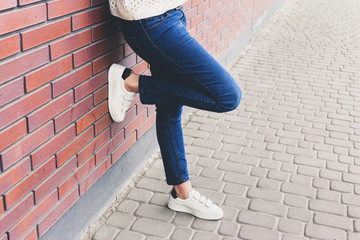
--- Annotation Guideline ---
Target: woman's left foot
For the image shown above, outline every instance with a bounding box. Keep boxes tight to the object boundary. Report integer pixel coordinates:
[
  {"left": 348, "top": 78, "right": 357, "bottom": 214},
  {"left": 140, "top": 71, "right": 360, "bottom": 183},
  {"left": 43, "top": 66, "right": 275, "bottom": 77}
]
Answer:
[
  {"left": 167, "top": 188, "right": 223, "bottom": 220},
  {"left": 108, "top": 64, "right": 136, "bottom": 122}
]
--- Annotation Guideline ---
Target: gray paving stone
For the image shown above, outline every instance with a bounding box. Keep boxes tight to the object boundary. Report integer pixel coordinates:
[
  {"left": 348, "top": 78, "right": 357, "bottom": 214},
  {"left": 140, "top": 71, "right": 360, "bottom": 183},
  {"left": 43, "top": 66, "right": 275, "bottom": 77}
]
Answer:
[
  {"left": 218, "top": 161, "right": 251, "bottom": 174},
  {"left": 224, "top": 195, "right": 249, "bottom": 209},
  {"left": 309, "top": 199, "right": 346, "bottom": 216},
  {"left": 246, "top": 187, "right": 283, "bottom": 203},
  {"left": 288, "top": 207, "right": 312, "bottom": 223},
  {"left": 114, "top": 230, "right": 145, "bottom": 240},
  {"left": 191, "top": 176, "right": 224, "bottom": 191},
  {"left": 92, "top": 226, "right": 120, "bottom": 240},
  {"left": 281, "top": 182, "right": 316, "bottom": 198},
  {"left": 131, "top": 218, "right": 173, "bottom": 238},
  {"left": 278, "top": 219, "right": 303, "bottom": 235},
  {"left": 313, "top": 212, "right": 353, "bottom": 231},
  {"left": 237, "top": 210, "right": 276, "bottom": 229},
  {"left": 149, "top": 192, "right": 168, "bottom": 206},
  {"left": 135, "top": 204, "right": 175, "bottom": 222},
  {"left": 284, "top": 195, "right": 307, "bottom": 208},
  {"left": 221, "top": 206, "right": 238, "bottom": 221},
  {"left": 128, "top": 188, "right": 154, "bottom": 203},
  {"left": 218, "top": 221, "right": 239, "bottom": 237},
  {"left": 191, "top": 218, "right": 220, "bottom": 232},
  {"left": 136, "top": 178, "right": 171, "bottom": 193},
  {"left": 117, "top": 200, "right": 140, "bottom": 214},
  {"left": 172, "top": 212, "right": 194, "bottom": 226},
  {"left": 348, "top": 206, "right": 360, "bottom": 219},
  {"left": 200, "top": 167, "right": 224, "bottom": 180},
  {"left": 170, "top": 227, "right": 193, "bottom": 240},
  {"left": 257, "top": 178, "right": 281, "bottom": 191},
  {"left": 223, "top": 183, "right": 247, "bottom": 196},
  {"left": 282, "top": 234, "right": 307, "bottom": 240},
  {"left": 305, "top": 224, "right": 346, "bottom": 240},
  {"left": 192, "top": 231, "right": 220, "bottom": 240},
  {"left": 196, "top": 157, "right": 219, "bottom": 168},
  {"left": 223, "top": 172, "right": 257, "bottom": 186},
  {"left": 249, "top": 199, "right": 286, "bottom": 217},
  {"left": 106, "top": 212, "right": 136, "bottom": 229},
  {"left": 239, "top": 225, "right": 279, "bottom": 240},
  {"left": 347, "top": 232, "right": 360, "bottom": 240},
  {"left": 316, "top": 189, "right": 341, "bottom": 202}
]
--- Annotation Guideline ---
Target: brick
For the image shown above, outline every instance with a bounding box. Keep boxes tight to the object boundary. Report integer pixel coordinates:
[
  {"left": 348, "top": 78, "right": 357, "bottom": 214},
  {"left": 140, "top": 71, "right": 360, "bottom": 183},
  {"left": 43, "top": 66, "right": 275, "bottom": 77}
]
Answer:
[
  {"left": 47, "top": 0, "right": 90, "bottom": 19},
  {"left": 111, "top": 132, "right": 137, "bottom": 163},
  {"left": 136, "top": 112, "right": 156, "bottom": 139},
  {"left": 125, "top": 109, "right": 147, "bottom": 138},
  {"left": 73, "top": 39, "right": 109, "bottom": 68},
  {"left": 38, "top": 187, "right": 79, "bottom": 237},
  {"left": 0, "top": 84, "right": 51, "bottom": 130},
  {"left": 0, "top": 0, "right": 16, "bottom": 11},
  {"left": 52, "top": 63, "right": 92, "bottom": 98},
  {"left": 74, "top": 71, "right": 107, "bottom": 102},
  {"left": 92, "top": 21, "right": 118, "bottom": 41},
  {"left": 28, "top": 91, "right": 74, "bottom": 131},
  {"left": 237, "top": 210, "right": 276, "bottom": 229},
  {"left": 77, "top": 128, "right": 110, "bottom": 165},
  {"left": 58, "top": 156, "right": 95, "bottom": 199},
  {"left": 34, "top": 156, "right": 77, "bottom": 203},
  {"left": 22, "top": 18, "right": 71, "bottom": 51},
  {"left": 0, "top": 118, "right": 27, "bottom": 152},
  {"left": 25, "top": 55, "right": 73, "bottom": 92},
  {"left": 0, "top": 34, "right": 20, "bottom": 60},
  {"left": 93, "top": 85, "right": 107, "bottom": 105},
  {"left": 79, "top": 156, "right": 111, "bottom": 195},
  {"left": 95, "top": 129, "right": 124, "bottom": 163},
  {"left": 50, "top": 29, "right": 92, "bottom": 60},
  {"left": 314, "top": 212, "right": 352, "bottom": 231},
  {"left": 21, "top": 227, "right": 37, "bottom": 240},
  {"left": 0, "top": 46, "right": 49, "bottom": 85},
  {"left": 31, "top": 124, "right": 76, "bottom": 169},
  {"left": 4, "top": 157, "right": 55, "bottom": 209},
  {"left": 19, "top": 0, "right": 42, "bottom": 5},
  {"left": 0, "top": 197, "right": 3, "bottom": 216},
  {"left": 8, "top": 190, "right": 57, "bottom": 240},
  {"left": 0, "top": 158, "right": 31, "bottom": 195},
  {"left": 239, "top": 225, "right": 279, "bottom": 240},
  {"left": 72, "top": 6, "right": 109, "bottom": 31},
  {"left": 309, "top": 199, "right": 346, "bottom": 215},
  {"left": 93, "top": 46, "right": 123, "bottom": 74},
  {"left": 0, "top": 121, "right": 54, "bottom": 170},
  {"left": 54, "top": 95, "right": 93, "bottom": 133},
  {"left": 56, "top": 126, "right": 94, "bottom": 167},
  {"left": 0, "top": 193, "right": 33, "bottom": 237},
  {"left": 131, "top": 218, "right": 173, "bottom": 238},
  {"left": 76, "top": 100, "right": 108, "bottom": 134},
  {"left": 110, "top": 105, "right": 136, "bottom": 137},
  {"left": 1, "top": 77, "right": 24, "bottom": 109},
  {"left": 0, "top": 4, "right": 46, "bottom": 35},
  {"left": 305, "top": 224, "right": 346, "bottom": 240}
]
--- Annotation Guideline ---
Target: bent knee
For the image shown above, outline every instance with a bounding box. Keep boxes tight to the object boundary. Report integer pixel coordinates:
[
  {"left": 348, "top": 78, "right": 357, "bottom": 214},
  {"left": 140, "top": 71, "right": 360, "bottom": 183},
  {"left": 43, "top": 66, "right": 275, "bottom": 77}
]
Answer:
[{"left": 218, "top": 86, "right": 242, "bottom": 112}]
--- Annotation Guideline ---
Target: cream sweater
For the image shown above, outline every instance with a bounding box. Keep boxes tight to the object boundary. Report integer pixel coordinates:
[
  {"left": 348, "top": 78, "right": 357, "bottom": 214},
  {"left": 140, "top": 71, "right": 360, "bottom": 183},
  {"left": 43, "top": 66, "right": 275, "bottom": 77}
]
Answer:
[{"left": 109, "top": 0, "right": 188, "bottom": 20}]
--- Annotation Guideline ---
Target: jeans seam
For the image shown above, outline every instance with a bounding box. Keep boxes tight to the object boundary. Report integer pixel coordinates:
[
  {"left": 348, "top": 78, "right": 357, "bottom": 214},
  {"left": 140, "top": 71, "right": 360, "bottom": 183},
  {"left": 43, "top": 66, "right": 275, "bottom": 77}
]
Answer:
[
  {"left": 168, "top": 117, "right": 184, "bottom": 185},
  {"left": 138, "top": 20, "right": 220, "bottom": 104}
]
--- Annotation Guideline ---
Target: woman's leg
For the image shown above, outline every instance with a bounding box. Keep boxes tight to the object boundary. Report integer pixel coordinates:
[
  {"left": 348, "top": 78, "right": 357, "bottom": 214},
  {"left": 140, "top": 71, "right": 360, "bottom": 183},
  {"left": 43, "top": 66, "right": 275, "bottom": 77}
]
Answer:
[{"left": 116, "top": 7, "right": 241, "bottom": 217}]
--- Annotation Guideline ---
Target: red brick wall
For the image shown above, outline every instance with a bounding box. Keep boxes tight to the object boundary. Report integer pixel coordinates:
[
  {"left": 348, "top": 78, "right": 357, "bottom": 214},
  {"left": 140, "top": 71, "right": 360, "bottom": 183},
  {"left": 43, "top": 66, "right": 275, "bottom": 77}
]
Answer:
[{"left": 0, "top": 0, "right": 275, "bottom": 239}]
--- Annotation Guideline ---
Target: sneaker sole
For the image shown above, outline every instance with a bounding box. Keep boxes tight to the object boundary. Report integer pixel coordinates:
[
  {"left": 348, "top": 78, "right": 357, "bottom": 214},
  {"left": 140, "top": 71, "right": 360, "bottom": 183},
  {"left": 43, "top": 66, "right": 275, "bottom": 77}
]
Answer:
[
  {"left": 167, "top": 199, "right": 223, "bottom": 220},
  {"left": 108, "top": 64, "right": 126, "bottom": 122}
]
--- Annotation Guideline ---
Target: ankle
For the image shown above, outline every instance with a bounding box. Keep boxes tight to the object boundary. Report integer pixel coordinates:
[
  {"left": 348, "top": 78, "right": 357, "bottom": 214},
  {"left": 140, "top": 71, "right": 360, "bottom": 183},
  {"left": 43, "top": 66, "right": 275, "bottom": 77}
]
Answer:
[{"left": 124, "top": 73, "right": 139, "bottom": 93}]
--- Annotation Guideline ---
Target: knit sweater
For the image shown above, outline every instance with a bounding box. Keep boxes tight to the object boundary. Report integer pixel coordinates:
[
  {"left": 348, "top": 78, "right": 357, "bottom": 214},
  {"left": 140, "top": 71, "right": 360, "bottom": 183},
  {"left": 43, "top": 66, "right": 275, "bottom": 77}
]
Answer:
[{"left": 109, "top": 0, "right": 188, "bottom": 20}]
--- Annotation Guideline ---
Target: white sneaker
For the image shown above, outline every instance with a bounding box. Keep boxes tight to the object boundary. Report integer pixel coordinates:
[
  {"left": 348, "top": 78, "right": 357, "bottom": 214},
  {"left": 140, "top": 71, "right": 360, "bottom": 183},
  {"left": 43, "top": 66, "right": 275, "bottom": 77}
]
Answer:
[
  {"left": 167, "top": 188, "right": 224, "bottom": 220},
  {"left": 108, "top": 64, "right": 136, "bottom": 122}
]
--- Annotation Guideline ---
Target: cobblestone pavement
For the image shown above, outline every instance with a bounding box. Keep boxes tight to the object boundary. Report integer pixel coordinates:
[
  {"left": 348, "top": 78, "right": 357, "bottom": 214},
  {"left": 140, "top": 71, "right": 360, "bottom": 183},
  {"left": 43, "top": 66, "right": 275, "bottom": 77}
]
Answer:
[{"left": 90, "top": 0, "right": 360, "bottom": 239}]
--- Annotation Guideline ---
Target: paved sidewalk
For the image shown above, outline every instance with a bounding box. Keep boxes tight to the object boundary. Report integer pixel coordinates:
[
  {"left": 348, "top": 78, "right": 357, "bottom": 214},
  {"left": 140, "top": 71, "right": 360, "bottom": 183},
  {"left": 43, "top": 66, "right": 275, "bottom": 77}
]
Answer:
[{"left": 89, "top": 0, "right": 360, "bottom": 239}]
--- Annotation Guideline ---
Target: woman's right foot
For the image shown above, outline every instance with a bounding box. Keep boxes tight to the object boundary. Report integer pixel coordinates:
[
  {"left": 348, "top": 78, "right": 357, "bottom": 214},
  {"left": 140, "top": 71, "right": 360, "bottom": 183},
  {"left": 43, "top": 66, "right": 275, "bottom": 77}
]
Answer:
[
  {"left": 108, "top": 64, "right": 136, "bottom": 122},
  {"left": 167, "top": 188, "right": 224, "bottom": 220}
]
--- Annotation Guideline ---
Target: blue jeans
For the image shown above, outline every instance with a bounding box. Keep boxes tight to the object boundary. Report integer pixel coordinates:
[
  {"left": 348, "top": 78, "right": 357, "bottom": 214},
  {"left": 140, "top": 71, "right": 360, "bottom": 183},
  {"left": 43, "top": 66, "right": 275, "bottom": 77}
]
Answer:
[{"left": 118, "top": 7, "right": 241, "bottom": 185}]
